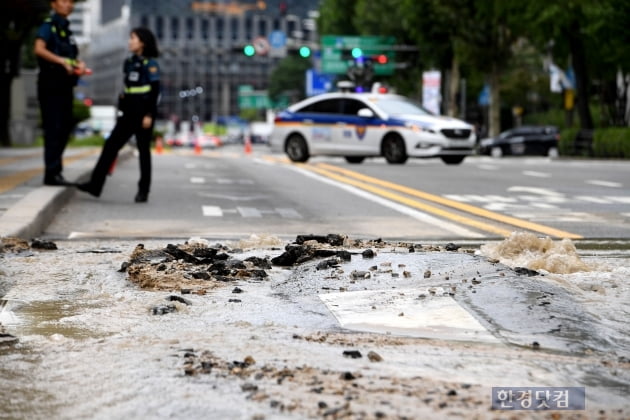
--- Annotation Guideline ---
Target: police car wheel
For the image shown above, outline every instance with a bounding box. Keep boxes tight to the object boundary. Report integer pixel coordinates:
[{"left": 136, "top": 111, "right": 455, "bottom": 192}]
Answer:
[
  {"left": 441, "top": 155, "right": 465, "bottom": 165},
  {"left": 382, "top": 134, "right": 408, "bottom": 164},
  {"left": 345, "top": 156, "right": 365, "bottom": 164},
  {"left": 285, "top": 134, "right": 309, "bottom": 163}
]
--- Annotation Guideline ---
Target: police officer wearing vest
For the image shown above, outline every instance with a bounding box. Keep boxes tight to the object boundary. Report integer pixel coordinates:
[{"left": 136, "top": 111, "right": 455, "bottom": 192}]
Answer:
[
  {"left": 34, "top": 0, "right": 87, "bottom": 186},
  {"left": 78, "top": 28, "right": 160, "bottom": 203}
]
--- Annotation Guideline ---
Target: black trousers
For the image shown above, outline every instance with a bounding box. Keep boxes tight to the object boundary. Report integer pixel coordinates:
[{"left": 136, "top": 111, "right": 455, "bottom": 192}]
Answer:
[
  {"left": 87, "top": 113, "right": 153, "bottom": 197},
  {"left": 38, "top": 85, "right": 74, "bottom": 180}
]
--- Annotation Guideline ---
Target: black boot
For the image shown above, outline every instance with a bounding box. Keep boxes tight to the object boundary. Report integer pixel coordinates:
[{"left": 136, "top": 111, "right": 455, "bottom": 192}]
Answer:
[
  {"left": 76, "top": 182, "right": 101, "bottom": 197},
  {"left": 44, "top": 174, "right": 74, "bottom": 186},
  {"left": 134, "top": 191, "right": 148, "bottom": 203}
]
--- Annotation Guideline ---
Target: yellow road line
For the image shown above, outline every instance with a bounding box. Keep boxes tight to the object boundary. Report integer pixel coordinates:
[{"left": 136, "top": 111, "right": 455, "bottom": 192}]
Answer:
[
  {"left": 300, "top": 164, "right": 513, "bottom": 237},
  {"left": 0, "top": 151, "right": 43, "bottom": 166},
  {"left": 315, "top": 162, "right": 582, "bottom": 239},
  {"left": 0, "top": 149, "right": 98, "bottom": 195}
]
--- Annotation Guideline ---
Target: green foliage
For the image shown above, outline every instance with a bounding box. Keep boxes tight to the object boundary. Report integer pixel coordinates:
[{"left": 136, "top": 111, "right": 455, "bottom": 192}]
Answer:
[
  {"left": 73, "top": 100, "right": 90, "bottom": 125},
  {"left": 593, "top": 128, "right": 630, "bottom": 158},
  {"left": 558, "top": 127, "right": 581, "bottom": 156},
  {"left": 239, "top": 108, "right": 261, "bottom": 122},
  {"left": 33, "top": 134, "right": 105, "bottom": 148},
  {"left": 317, "top": 0, "right": 360, "bottom": 36},
  {"left": 268, "top": 56, "right": 311, "bottom": 103}
]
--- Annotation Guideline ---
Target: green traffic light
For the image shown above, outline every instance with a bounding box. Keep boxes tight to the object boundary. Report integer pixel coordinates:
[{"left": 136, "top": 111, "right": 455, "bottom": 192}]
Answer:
[
  {"left": 299, "top": 46, "right": 311, "bottom": 58},
  {"left": 351, "top": 47, "right": 363, "bottom": 59},
  {"left": 243, "top": 45, "right": 255, "bottom": 56}
]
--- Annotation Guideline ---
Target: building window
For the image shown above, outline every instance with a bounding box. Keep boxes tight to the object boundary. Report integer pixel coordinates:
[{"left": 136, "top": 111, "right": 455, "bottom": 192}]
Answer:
[
  {"left": 171, "top": 17, "right": 179, "bottom": 40},
  {"left": 258, "top": 19, "right": 267, "bottom": 37},
  {"left": 140, "top": 15, "right": 148, "bottom": 28},
  {"left": 201, "top": 19, "right": 209, "bottom": 40},
  {"left": 245, "top": 17, "right": 252, "bottom": 41},
  {"left": 231, "top": 17, "right": 239, "bottom": 41},
  {"left": 217, "top": 17, "right": 224, "bottom": 41},
  {"left": 186, "top": 17, "right": 194, "bottom": 40},
  {"left": 156, "top": 16, "right": 164, "bottom": 40}
]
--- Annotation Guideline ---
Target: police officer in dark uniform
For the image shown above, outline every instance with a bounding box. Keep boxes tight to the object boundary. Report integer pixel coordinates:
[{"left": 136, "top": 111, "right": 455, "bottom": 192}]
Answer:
[
  {"left": 77, "top": 27, "right": 160, "bottom": 203},
  {"left": 34, "top": 0, "right": 87, "bottom": 186}
]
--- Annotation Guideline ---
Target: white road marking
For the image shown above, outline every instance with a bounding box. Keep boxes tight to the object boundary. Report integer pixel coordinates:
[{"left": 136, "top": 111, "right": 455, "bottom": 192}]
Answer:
[
  {"left": 508, "top": 186, "right": 564, "bottom": 197},
  {"left": 586, "top": 180, "right": 623, "bottom": 188},
  {"left": 202, "top": 206, "right": 223, "bottom": 217},
  {"left": 608, "top": 197, "right": 630, "bottom": 204},
  {"left": 292, "top": 166, "right": 484, "bottom": 238},
  {"left": 477, "top": 164, "right": 499, "bottom": 171},
  {"left": 197, "top": 193, "right": 266, "bottom": 201},
  {"left": 522, "top": 170, "right": 551, "bottom": 178},
  {"left": 217, "top": 179, "right": 255, "bottom": 185},
  {"left": 275, "top": 208, "right": 302, "bottom": 219},
  {"left": 190, "top": 177, "right": 206, "bottom": 184},
  {"left": 576, "top": 196, "right": 613, "bottom": 204},
  {"left": 237, "top": 207, "right": 262, "bottom": 217}
]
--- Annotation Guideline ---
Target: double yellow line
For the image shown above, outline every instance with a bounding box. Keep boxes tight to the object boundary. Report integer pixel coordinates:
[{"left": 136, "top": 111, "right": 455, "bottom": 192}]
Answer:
[{"left": 265, "top": 156, "right": 582, "bottom": 239}]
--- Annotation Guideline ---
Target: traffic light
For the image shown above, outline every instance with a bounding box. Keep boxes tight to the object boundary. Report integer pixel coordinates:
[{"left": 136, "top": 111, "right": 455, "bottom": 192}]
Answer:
[
  {"left": 243, "top": 44, "right": 255, "bottom": 57},
  {"left": 298, "top": 46, "right": 311, "bottom": 58},
  {"left": 351, "top": 48, "right": 363, "bottom": 59},
  {"left": 374, "top": 54, "right": 388, "bottom": 64}
]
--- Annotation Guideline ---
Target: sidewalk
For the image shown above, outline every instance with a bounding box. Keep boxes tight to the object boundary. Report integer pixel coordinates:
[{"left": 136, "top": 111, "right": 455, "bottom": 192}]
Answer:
[{"left": 0, "top": 146, "right": 131, "bottom": 239}]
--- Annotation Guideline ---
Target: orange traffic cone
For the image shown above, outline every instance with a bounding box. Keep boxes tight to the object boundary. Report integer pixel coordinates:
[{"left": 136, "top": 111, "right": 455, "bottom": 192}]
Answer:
[
  {"left": 155, "top": 136, "right": 163, "bottom": 154},
  {"left": 244, "top": 136, "right": 252, "bottom": 154},
  {"left": 194, "top": 138, "right": 202, "bottom": 155}
]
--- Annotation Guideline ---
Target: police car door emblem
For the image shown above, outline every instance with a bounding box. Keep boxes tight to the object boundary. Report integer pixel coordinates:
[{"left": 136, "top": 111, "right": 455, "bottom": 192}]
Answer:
[{"left": 355, "top": 125, "right": 367, "bottom": 140}]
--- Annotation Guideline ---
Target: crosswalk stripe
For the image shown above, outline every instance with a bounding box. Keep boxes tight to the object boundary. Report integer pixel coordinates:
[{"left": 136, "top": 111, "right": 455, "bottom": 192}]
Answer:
[
  {"left": 237, "top": 207, "right": 262, "bottom": 217},
  {"left": 202, "top": 206, "right": 223, "bottom": 216}
]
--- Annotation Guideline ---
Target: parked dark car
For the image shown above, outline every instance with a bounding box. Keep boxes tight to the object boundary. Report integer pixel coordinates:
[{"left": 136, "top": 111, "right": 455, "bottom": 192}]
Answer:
[{"left": 479, "top": 125, "right": 560, "bottom": 157}]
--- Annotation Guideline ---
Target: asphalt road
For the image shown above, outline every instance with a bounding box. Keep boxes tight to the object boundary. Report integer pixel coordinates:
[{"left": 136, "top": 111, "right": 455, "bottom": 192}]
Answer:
[{"left": 43, "top": 145, "right": 630, "bottom": 241}]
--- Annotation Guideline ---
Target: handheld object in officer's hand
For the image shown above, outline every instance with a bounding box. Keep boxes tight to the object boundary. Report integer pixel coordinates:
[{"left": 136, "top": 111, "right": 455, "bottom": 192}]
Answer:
[{"left": 73, "top": 67, "right": 93, "bottom": 76}]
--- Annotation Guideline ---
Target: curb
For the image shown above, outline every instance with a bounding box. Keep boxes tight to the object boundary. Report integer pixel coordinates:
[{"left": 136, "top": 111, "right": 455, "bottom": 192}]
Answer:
[{"left": 0, "top": 147, "right": 134, "bottom": 239}]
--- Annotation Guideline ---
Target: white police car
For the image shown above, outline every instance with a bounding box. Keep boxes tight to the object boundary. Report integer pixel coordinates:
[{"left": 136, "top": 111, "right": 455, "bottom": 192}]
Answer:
[{"left": 269, "top": 86, "right": 475, "bottom": 164}]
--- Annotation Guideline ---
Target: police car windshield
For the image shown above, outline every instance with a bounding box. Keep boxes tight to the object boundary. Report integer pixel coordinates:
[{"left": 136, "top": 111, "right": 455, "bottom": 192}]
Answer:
[{"left": 373, "top": 98, "right": 433, "bottom": 116}]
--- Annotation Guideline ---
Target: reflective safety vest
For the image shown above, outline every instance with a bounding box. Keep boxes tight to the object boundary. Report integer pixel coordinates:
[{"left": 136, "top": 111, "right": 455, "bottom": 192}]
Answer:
[{"left": 123, "top": 55, "right": 159, "bottom": 95}]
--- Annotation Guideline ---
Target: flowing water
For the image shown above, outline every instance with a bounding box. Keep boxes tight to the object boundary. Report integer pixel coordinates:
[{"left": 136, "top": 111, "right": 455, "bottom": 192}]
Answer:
[{"left": 0, "top": 234, "right": 628, "bottom": 419}]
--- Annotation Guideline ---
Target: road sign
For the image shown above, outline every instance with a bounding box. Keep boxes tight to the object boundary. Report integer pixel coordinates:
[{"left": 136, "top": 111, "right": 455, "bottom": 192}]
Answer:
[
  {"left": 306, "top": 69, "right": 335, "bottom": 96},
  {"left": 253, "top": 36, "right": 270, "bottom": 55},
  {"left": 321, "top": 35, "right": 396, "bottom": 75},
  {"left": 269, "top": 30, "right": 287, "bottom": 58}
]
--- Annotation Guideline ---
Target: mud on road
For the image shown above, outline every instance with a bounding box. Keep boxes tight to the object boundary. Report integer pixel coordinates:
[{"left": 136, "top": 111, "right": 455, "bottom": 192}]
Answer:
[{"left": 0, "top": 233, "right": 628, "bottom": 419}]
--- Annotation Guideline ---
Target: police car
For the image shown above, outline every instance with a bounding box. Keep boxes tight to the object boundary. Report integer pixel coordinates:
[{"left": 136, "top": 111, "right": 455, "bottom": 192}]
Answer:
[{"left": 269, "top": 85, "right": 476, "bottom": 165}]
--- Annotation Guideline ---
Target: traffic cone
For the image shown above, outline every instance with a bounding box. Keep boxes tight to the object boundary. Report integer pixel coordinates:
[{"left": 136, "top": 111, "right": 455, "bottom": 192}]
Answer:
[
  {"left": 194, "top": 137, "right": 202, "bottom": 155},
  {"left": 155, "top": 136, "right": 163, "bottom": 154},
  {"left": 244, "top": 136, "right": 252, "bottom": 155}
]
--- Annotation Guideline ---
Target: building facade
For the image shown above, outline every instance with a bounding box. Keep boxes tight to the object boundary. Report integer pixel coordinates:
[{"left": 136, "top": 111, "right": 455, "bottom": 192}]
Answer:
[{"left": 85, "top": 0, "right": 320, "bottom": 124}]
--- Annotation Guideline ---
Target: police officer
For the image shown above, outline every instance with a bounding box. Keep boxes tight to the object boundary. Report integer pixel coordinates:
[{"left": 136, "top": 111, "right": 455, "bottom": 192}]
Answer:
[
  {"left": 77, "top": 28, "right": 160, "bottom": 203},
  {"left": 34, "top": 0, "right": 86, "bottom": 186}
]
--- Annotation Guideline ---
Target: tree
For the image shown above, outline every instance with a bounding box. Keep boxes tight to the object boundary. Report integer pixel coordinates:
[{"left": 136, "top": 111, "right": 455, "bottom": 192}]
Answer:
[
  {"left": 268, "top": 55, "right": 312, "bottom": 105},
  {"left": 0, "top": 0, "right": 49, "bottom": 147}
]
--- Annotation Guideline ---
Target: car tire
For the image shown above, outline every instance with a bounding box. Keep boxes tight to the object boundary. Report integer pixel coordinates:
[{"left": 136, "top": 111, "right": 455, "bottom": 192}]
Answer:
[
  {"left": 285, "top": 134, "right": 309, "bottom": 163},
  {"left": 441, "top": 155, "right": 465, "bottom": 165},
  {"left": 382, "top": 134, "right": 408, "bottom": 164},
  {"left": 547, "top": 147, "right": 559, "bottom": 158},
  {"left": 490, "top": 146, "right": 503, "bottom": 158},
  {"left": 345, "top": 156, "right": 365, "bottom": 164}
]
